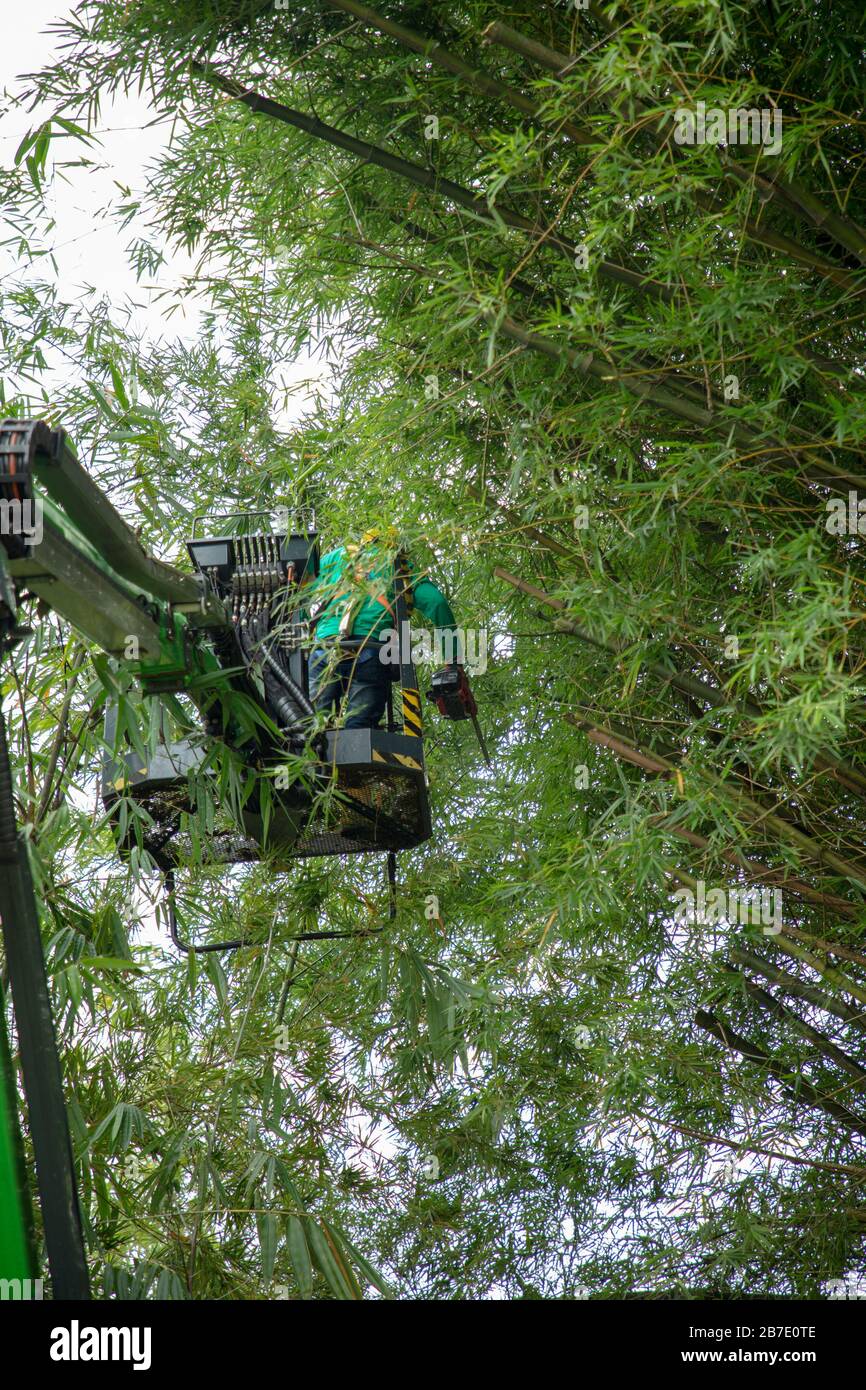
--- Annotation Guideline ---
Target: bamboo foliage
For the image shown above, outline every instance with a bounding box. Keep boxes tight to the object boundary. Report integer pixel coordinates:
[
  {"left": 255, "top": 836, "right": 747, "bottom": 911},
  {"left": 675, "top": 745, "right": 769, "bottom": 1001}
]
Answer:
[{"left": 2, "top": 0, "right": 866, "bottom": 1297}]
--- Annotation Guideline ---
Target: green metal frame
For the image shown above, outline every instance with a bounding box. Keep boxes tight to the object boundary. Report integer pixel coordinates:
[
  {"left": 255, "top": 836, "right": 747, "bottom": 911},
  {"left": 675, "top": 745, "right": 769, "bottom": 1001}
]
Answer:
[
  {"left": 0, "top": 982, "right": 36, "bottom": 1289},
  {"left": 6, "top": 423, "right": 226, "bottom": 694}
]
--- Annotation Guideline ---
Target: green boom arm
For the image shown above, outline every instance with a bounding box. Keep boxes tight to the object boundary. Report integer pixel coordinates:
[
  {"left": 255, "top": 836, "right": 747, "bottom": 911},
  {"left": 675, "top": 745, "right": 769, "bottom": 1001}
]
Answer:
[
  {"left": 0, "top": 418, "right": 427, "bottom": 1297},
  {"left": 3, "top": 419, "right": 229, "bottom": 690},
  {"left": 0, "top": 419, "right": 257, "bottom": 1300}
]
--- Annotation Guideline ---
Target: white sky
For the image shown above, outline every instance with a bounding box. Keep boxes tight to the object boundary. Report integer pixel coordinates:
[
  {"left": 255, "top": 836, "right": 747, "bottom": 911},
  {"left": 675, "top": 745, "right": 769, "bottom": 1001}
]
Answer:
[
  {"left": 0, "top": 0, "right": 327, "bottom": 416},
  {"left": 0, "top": 1, "right": 206, "bottom": 346}
]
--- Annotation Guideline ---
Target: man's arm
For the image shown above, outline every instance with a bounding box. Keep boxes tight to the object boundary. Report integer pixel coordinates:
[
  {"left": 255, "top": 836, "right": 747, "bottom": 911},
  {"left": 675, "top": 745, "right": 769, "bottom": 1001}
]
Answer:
[{"left": 412, "top": 577, "right": 460, "bottom": 661}]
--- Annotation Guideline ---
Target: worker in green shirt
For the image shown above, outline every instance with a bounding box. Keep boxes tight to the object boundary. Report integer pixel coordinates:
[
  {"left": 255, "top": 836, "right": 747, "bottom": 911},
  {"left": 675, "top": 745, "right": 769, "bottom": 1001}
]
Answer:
[{"left": 304, "top": 527, "right": 459, "bottom": 729}]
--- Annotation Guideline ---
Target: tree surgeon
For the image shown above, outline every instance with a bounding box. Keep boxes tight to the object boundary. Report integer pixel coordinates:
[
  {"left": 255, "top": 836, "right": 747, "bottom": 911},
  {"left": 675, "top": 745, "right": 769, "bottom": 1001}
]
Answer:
[{"left": 304, "top": 527, "right": 459, "bottom": 729}]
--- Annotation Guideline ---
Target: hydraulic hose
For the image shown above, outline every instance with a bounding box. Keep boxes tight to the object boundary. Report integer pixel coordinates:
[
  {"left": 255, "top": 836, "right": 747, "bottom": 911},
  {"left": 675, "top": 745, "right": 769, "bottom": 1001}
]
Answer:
[
  {"left": 237, "top": 620, "right": 306, "bottom": 736},
  {"left": 260, "top": 641, "right": 317, "bottom": 720}
]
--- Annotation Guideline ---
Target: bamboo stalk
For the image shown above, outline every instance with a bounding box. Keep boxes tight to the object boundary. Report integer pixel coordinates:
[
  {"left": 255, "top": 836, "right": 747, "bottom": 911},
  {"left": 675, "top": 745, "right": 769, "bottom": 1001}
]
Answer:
[
  {"left": 376, "top": 202, "right": 775, "bottom": 430},
  {"left": 646, "top": 816, "right": 859, "bottom": 922},
  {"left": 331, "top": 1, "right": 866, "bottom": 293},
  {"left": 325, "top": 0, "right": 597, "bottom": 145},
  {"left": 492, "top": 313, "right": 866, "bottom": 491},
  {"left": 695, "top": 193, "right": 864, "bottom": 295},
  {"left": 191, "top": 62, "right": 674, "bottom": 303},
  {"left": 635, "top": 1110, "right": 866, "bottom": 1178},
  {"left": 728, "top": 970, "right": 866, "bottom": 1085},
  {"left": 783, "top": 924, "right": 866, "bottom": 970},
  {"left": 727, "top": 791, "right": 866, "bottom": 893},
  {"left": 482, "top": 23, "right": 573, "bottom": 75},
  {"left": 495, "top": 565, "right": 866, "bottom": 808},
  {"left": 561, "top": 698, "right": 866, "bottom": 916},
  {"left": 775, "top": 935, "right": 866, "bottom": 1009},
  {"left": 730, "top": 947, "right": 866, "bottom": 1036},
  {"left": 483, "top": 20, "right": 866, "bottom": 267},
  {"left": 197, "top": 62, "right": 866, "bottom": 497},
  {"left": 559, "top": 708, "right": 866, "bottom": 947},
  {"left": 34, "top": 643, "right": 87, "bottom": 827},
  {"left": 695, "top": 1008, "right": 866, "bottom": 1138}
]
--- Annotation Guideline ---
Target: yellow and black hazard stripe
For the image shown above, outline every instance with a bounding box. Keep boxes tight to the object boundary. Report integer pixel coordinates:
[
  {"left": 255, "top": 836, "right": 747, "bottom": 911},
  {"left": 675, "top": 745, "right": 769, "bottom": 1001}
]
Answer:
[
  {"left": 400, "top": 686, "right": 423, "bottom": 737},
  {"left": 371, "top": 747, "right": 423, "bottom": 772},
  {"left": 112, "top": 763, "right": 148, "bottom": 792}
]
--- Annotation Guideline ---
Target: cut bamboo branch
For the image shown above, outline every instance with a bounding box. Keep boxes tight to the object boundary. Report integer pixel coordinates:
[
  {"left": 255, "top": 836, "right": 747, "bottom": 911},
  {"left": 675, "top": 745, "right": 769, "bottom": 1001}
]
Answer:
[
  {"left": 465, "top": 482, "right": 576, "bottom": 558},
  {"left": 565, "top": 708, "right": 678, "bottom": 772}
]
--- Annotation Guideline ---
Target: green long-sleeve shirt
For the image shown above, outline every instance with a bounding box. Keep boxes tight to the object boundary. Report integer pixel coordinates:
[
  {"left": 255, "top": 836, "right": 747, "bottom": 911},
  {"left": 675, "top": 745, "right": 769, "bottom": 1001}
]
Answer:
[{"left": 304, "top": 543, "right": 457, "bottom": 643}]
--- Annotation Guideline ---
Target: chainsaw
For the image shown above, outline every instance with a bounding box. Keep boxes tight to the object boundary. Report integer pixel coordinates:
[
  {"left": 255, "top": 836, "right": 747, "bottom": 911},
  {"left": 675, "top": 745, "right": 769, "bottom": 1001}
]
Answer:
[{"left": 425, "top": 664, "right": 491, "bottom": 764}]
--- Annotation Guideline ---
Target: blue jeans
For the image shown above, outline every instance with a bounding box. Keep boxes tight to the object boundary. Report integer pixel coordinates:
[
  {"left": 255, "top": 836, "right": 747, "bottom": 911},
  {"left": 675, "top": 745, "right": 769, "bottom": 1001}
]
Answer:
[{"left": 308, "top": 645, "right": 391, "bottom": 729}]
